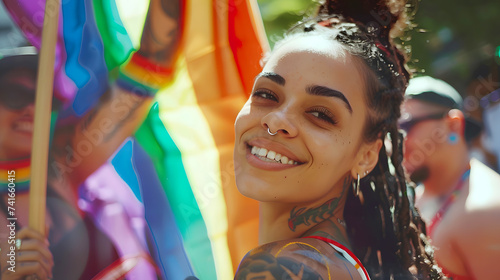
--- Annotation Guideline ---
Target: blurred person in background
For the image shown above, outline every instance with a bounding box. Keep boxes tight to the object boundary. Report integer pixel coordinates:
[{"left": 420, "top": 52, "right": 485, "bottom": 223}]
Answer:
[
  {"left": 399, "top": 75, "right": 500, "bottom": 280},
  {"left": 0, "top": 0, "right": 182, "bottom": 278},
  {"left": 0, "top": 52, "right": 153, "bottom": 280}
]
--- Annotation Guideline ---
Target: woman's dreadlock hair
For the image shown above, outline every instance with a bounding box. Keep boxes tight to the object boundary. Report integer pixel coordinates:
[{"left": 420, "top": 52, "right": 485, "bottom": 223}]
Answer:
[{"left": 267, "top": 0, "right": 444, "bottom": 279}]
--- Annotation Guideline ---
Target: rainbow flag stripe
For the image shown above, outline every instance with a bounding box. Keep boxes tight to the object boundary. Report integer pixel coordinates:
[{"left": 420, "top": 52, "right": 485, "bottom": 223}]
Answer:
[
  {"left": 117, "top": 52, "right": 174, "bottom": 96},
  {"left": 0, "top": 159, "right": 30, "bottom": 194}
]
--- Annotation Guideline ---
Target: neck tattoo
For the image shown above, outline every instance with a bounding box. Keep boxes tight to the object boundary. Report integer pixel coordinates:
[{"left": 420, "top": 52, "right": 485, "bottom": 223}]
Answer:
[{"left": 288, "top": 180, "right": 347, "bottom": 231}]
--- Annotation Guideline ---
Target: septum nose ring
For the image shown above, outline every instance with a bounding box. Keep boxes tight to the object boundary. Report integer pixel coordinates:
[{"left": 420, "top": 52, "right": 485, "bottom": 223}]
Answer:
[{"left": 267, "top": 128, "right": 278, "bottom": 136}]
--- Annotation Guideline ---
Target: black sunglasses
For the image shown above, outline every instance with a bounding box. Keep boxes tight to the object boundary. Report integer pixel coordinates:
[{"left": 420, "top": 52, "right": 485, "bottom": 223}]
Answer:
[
  {"left": 0, "top": 84, "right": 61, "bottom": 110},
  {"left": 398, "top": 112, "right": 448, "bottom": 133}
]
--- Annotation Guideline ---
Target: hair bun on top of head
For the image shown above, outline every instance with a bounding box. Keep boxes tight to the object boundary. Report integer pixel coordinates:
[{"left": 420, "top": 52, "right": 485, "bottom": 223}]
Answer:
[
  {"left": 313, "top": 0, "right": 413, "bottom": 89},
  {"left": 317, "top": 0, "right": 409, "bottom": 40}
]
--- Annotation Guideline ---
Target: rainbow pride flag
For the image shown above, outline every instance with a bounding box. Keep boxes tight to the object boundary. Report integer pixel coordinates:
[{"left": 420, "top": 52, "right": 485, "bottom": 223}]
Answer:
[{"left": 4, "top": 0, "right": 268, "bottom": 278}]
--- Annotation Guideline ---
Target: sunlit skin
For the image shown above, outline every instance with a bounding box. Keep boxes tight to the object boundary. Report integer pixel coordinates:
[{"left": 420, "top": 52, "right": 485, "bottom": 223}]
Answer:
[
  {"left": 235, "top": 35, "right": 377, "bottom": 205},
  {"left": 234, "top": 35, "right": 382, "bottom": 279},
  {"left": 0, "top": 70, "right": 36, "bottom": 160}
]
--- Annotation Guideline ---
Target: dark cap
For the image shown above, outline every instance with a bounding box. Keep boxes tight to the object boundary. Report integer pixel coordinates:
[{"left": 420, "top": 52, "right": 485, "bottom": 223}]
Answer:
[
  {"left": 0, "top": 53, "right": 62, "bottom": 110},
  {"left": 405, "top": 76, "right": 482, "bottom": 142},
  {"left": 0, "top": 54, "right": 39, "bottom": 79}
]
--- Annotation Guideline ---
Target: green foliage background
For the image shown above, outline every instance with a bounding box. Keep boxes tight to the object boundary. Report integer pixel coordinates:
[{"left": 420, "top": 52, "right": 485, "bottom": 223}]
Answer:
[{"left": 256, "top": 0, "right": 500, "bottom": 97}]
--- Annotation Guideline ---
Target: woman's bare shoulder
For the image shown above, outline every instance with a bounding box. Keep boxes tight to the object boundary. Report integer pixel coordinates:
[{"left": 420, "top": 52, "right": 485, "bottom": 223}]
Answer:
[{"left": 234, "top": 238, "right": 362, "bottom": 280}]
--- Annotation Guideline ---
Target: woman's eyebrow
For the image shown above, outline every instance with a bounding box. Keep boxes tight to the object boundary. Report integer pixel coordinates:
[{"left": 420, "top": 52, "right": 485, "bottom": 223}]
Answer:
[
  {"left": 255, "top": 72, "right": 286, "bottom": 86},
  {"left": 306, "top": 85, "right": 353, "bottom": 114}
]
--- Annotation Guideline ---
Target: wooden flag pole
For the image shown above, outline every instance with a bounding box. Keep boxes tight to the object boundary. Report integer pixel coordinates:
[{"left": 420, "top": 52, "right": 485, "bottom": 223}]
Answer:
[{"left": 29, "top": 0, "right": 60, "bottom": 234}]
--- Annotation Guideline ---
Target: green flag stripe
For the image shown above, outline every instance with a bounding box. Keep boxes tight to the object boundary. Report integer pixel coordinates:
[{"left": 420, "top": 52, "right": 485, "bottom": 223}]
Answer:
[{"left": 135, "top": 103, "right": 217, "bottom": 278}]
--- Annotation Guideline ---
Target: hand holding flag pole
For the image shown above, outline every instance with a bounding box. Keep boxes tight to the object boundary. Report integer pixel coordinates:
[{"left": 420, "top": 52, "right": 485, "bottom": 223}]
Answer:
[{"left": 29, "top": 0, "right": 60, "bottom": 234}]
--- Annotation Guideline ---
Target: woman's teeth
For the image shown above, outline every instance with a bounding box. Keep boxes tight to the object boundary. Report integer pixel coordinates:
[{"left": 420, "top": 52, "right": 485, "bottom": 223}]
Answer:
[{"left": 251, "top": 146, "right": 298, "bottom": 165}]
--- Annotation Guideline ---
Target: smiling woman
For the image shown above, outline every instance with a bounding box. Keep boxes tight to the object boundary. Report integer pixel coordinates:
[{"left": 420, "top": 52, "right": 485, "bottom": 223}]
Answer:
[
  {"left": 235, "top": 36, "right": 367, "bottom": 203},
  {"left": 233, "top": 0, "right": 444, "bottom": 279},
  {"left": 0, "top": 56, "right": 42, "bottom": 160}
]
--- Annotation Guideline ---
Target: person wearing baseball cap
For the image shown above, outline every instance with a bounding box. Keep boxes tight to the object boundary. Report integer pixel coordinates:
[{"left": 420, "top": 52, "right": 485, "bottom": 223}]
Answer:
[{"left": 399, "top": 76, "right": 500, "bottom": 279}]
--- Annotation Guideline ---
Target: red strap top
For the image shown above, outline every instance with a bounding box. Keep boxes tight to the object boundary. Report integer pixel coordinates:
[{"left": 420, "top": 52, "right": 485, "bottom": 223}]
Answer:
[{"left": 303, "top": 236, "right": 370, "bottom": 280}]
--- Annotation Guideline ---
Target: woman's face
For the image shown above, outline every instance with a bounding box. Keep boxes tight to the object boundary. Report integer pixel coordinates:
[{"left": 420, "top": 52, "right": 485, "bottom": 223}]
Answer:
[
  {"left": 234, "top": 35, "right": 371, "bottom": 203},
  {"left": 0, "top": 70, "right": 36, "bottom": 160}
]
